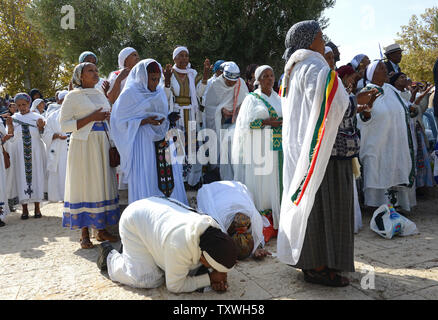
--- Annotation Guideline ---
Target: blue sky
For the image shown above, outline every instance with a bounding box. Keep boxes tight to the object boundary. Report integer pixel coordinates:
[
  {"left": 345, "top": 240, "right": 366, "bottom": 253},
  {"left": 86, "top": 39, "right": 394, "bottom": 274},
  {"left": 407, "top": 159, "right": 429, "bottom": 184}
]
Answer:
[{"left": 323, "top": 0, "right": 437, "bottom": 66}]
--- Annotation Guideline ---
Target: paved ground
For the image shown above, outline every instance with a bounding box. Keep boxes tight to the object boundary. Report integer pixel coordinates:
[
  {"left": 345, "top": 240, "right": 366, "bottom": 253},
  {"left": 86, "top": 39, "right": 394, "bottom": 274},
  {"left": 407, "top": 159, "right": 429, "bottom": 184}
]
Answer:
[{"left": 1, "top": 188, "right": 438, "bottom": 300}]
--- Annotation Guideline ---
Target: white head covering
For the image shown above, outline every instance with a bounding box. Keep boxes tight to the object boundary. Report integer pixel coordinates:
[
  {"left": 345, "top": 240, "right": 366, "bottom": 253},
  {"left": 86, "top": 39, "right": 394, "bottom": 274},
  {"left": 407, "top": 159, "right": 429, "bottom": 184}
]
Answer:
[
  {"left": 254, "top": 65, "right": 273, "bottom": 86},
  {"left": 31, "top": 98, "right": 45, "bottom": 113},
  {"left": 351, "top": 54, "right": 366, "bottom": 70},
  {"left": 173, "top": 46, "right": 189, "bottom": 60},
  {"left": 111, "top": 59, "right": 169, "bottom": 178},
  {"left": 118, "top": 47, "right": 137, "bottom": 70},
  {"left": 223, "top": 62, "right": 240, "bottom": 81},
  {"left": 366, "top": 60, "right": 381, "bottom": 84},
  {"left": 324, "top": 46, "right": 333, "bottom": 55},
  {"left": 58, "top": 90, "right": 68, "bottom": 101}
]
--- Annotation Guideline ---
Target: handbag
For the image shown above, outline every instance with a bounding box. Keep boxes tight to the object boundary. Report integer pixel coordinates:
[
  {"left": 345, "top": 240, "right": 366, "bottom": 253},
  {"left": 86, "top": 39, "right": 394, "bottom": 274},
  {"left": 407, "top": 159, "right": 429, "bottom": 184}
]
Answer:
[
  {"left": 2, "top": 144, "right": 10, "bottom": 169},
  {"left": 103, "top": 123, "right": 120, "bottom": 168}
]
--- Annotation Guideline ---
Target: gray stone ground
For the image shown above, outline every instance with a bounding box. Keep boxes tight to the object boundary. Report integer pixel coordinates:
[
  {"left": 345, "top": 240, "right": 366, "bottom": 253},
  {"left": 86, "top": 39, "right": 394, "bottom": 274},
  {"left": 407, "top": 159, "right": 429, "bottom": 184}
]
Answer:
[{"left": 1, "top": 187, "right": 438, "bottom": 300}]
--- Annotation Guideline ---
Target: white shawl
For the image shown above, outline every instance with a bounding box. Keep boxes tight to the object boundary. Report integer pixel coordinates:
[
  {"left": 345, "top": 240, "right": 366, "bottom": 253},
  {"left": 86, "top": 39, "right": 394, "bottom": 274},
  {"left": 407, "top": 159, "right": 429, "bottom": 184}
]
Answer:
[
  {"left": 204, "top": 75, "right": 248, "bottom": 135},
  {"left": 111, "top": 59, "right": 169, "bottom": 179},
  {"left": 277, "top": 49, "right": 349, "bottom": 265},
  {"left": 196, "top": 181, "right": 269, "bottom": 254}
]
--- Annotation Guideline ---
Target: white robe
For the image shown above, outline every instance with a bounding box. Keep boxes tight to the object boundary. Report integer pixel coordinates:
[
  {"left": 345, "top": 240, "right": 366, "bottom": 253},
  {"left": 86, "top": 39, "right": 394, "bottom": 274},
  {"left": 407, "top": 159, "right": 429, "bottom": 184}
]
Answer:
[
  {"left": 42, "top": 108, "right": 68, "bottom": 202},
  {"left": 111, "top": 59, "right": 188, "bottom": 205},
  {"left": 197, "top": 181, "right": 269, "bottom": 255},
  {"left": 204, "top": 76, "right": 249, "bottom": 179},
  {"left": 277, "top": 49, "right": 349, "bottom": 265},
  {"left": 0, "top": 122, "right": 10, "bottom": 220},
  {"left": 232, "top": 88, "right": 283, "bottom": 229},
  {"left": 9, "top": 112, "right": 46, "bottom": 204},
  {"left": 357, "top": 83, "right": 416, "bottom": 211},
  {"left": 107, "top": 197, "right": 220, "bottom": 293}
]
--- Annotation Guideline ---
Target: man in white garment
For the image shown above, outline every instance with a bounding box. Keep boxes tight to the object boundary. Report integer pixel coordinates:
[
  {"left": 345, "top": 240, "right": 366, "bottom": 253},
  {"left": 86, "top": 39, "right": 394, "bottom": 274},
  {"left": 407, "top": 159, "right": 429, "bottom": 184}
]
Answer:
[
  {"left": 97, "top": 196, "right": 238, "bottom": 293},
  {"left": 203, "top": 62, "right": 249, "bottom": 180}
]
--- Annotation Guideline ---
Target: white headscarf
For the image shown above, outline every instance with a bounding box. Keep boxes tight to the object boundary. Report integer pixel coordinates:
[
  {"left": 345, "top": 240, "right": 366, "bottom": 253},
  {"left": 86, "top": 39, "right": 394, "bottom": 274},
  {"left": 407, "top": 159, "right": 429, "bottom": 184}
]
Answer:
[
  {"left": 171, "top": 46, "right": 199, "bottom": 110},
  {"left": 110, "top": 59, "right": 169, "bottom": 178},
  {"left": 223, "top": 62, "right": 240, "bottom": 81},
  {"left": 351, "top": 54, "right": 366, "bottom": 70},
  {"left": 254, "top": 65, "right": 273, "bottom": 86},
  {"left": 118, "top": 47, "right": 137, "bottom": 70},
  {"left": 324, "top": 46, "right": 333, "bottom": 55},
  {"left": 58, "top": 90, "right": 68, "bottom": 101},
  {"left": 366, "top": 60, "right": 381, "bottom": 84},
  {"left": 31, "top": 98, "right": 45, "bottom": 113},
  {"left": 173, "top": 46, "right": 189, "bottom": 60}
]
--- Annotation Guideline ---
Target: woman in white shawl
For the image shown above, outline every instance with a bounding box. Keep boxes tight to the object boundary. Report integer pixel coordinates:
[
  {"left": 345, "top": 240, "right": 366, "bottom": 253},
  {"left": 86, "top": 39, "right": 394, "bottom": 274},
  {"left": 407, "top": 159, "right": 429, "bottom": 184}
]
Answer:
[
  {"left": 111, "top": 59, "right": 188, "bottom": 205},
  {"left": 357, "top": 61, "right": 417, "bottom": 211},
  {"left": 42, "top": 102, "right": 69, "bottom": 202},
  {"left": 197, "top": 181, "right": 271, "bottom": 260},
  {"left": 278, "top": 21, "right": 353, "bottom": 287},
  {"left": 31, "top": 99, "right": 46, "bottom": 118},
  {"left": 0, "top": 116, "right": 13, "bottom": 227},
  {"left": 60, "top": 62, "right": 120, "bottom": 249},
  {"left": 232, "top": 65, "right": 283, "bottom": 229},
  {"left": 8, "top": 93, "right": 46, "bottom": 219},
  {"left": 204, "top": 62, "right": 249, "bottom": 180}
]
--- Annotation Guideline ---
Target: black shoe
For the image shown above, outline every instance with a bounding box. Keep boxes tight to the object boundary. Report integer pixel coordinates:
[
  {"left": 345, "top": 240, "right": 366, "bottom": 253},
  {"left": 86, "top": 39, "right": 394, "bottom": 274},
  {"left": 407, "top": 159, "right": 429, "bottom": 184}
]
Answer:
[
  {"left": 21, "top": 213, "right": 29, "bottom": 220},
  {"left": 97, "top": 241, "right": 114, "bottom": 271},
  {"left": 0, "top": 220, "right": 5, "bottom": 227}
]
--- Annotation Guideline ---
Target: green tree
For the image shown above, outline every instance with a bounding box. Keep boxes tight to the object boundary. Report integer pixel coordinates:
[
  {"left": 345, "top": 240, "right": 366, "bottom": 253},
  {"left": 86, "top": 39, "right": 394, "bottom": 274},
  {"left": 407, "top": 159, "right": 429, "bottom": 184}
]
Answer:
[
  {"left": 140, "top": 0, "right": 335, "bottom": 75},
  {"left": 30, "top": 0, "right": 335, "bottom": 78},
  {"left": 0, "top": 0, "right": 67, "bottom": 96},
  {"left": 397, "top": 7, "right": 438, "bottom": 83}
]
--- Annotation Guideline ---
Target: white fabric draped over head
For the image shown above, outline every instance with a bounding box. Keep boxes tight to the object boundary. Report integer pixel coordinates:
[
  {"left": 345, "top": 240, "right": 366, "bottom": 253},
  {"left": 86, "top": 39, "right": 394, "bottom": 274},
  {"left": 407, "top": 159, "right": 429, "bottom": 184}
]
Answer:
[
  {"left": 197, "top": 181, "right": 268, "bottom": 255},
  {"left": 171, "top": 46, "right": 199, "bottom": 110},
  {"left": 254, "top": 65, "right": 273, "bottom": 86},
  {"left": 110, "top": 59, "right": 169, "bottom": 179},
  {"left": 31, "top": 98, "right": 45, "bottom": 113},
  {"left": 351, "top": 54, "right": 366, "bottom": 70},
  {"left": 118, "top": 47, "right": 137, "bottom": 70},
  {"left": 366, "top": 60, "right": 381, "bottom": 84},
  {"left": 324, "top": 46, "right": 333, "bottom": 55},
  {"left": 58, "top": 90, "right": 68, "bottom": 101}
]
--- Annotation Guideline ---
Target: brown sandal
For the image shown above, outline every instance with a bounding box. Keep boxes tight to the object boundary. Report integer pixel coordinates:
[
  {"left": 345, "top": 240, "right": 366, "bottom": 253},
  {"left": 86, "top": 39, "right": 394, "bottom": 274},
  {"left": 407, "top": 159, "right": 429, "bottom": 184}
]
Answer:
[
  {"left": 96, "top": 230, "right": 119, "bottom": 243},
  {"left": 80, "top": 237, "right": 94, "bottom": 249}
]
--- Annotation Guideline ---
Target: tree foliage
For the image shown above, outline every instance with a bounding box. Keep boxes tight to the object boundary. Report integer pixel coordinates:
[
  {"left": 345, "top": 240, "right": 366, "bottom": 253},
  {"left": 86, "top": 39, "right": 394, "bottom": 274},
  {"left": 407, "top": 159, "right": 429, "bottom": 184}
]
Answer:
[
  {"left": 396, "top": 7, "right": 438, "bottom": 83},
  {"left": 0, "top": 0, "right": 68, "bottom": 96},
  {"left": 29, "top": 0, "right": 335, "bottom": 78}
]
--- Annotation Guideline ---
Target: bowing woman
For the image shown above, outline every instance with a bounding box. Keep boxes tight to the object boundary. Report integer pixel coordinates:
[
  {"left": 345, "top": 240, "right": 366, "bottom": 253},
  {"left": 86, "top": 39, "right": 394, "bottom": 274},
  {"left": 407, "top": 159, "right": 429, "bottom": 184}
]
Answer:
[
  {"left": 111, "top": 59, "right": 188, "bottom": 205},
  {"left": 8, "top": 93, "right": 46, "bottom": 219},
  {"left": 60, "top": 62, "right": 120, "bottom": 249}
]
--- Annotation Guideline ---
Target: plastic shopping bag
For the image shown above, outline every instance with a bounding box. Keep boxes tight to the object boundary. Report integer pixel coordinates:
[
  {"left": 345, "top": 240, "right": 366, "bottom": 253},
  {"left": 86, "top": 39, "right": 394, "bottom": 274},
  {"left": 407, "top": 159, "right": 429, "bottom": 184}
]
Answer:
[{"left": 370, "top": 204, "right": 419, "bottom": 239}]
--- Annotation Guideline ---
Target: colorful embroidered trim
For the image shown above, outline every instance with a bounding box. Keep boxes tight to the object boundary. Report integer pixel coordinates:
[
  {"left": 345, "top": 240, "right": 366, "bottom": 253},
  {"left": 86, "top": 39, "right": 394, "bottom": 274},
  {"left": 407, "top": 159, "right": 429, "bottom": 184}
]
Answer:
[
  {"left": 155, "top": 139, "right": 175, "bottom": 197},
  {"left": 291, "top": 70, "right": 339, "bottom": 205},
  {"left": 22, "top": 124, "right": 33, "bottom": 198},
  {"left": 249, "top": 92, "right": 283, "bottom": 151}
]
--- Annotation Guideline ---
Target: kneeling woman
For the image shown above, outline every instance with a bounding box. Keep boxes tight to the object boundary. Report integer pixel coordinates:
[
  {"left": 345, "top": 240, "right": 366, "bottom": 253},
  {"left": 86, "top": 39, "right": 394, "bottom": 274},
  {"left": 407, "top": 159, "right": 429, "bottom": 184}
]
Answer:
[
  {"left": 60, "top": 62, "right": 120, "bottom": 249},
  {"left": 111, "top": 59, "right": 188, "bottom": 205}
]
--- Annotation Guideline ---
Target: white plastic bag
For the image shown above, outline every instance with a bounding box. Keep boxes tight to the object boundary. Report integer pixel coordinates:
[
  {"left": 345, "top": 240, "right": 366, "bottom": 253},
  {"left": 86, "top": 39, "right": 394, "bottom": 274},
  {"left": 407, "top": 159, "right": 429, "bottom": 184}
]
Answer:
[{"left": 370, "top": 204, "right": 419, "bottom": 239}]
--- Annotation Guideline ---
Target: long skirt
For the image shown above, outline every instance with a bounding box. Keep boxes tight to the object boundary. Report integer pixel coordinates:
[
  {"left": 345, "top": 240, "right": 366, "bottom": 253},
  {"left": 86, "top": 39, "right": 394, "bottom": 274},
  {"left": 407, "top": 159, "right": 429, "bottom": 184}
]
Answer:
[
  {"left": 293, "top": 158, "right": 355, "bottom": 272},
  {"left": 62, "top": 128, "right": 120, "bottom": 230}
]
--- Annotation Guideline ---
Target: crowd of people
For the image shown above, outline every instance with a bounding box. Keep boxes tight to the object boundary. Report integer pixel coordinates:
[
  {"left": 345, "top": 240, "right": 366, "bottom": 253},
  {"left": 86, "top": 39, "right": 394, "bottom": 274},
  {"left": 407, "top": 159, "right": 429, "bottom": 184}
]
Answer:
[{"left": 0, "top": 19, "right": 437, "bottom": 293}]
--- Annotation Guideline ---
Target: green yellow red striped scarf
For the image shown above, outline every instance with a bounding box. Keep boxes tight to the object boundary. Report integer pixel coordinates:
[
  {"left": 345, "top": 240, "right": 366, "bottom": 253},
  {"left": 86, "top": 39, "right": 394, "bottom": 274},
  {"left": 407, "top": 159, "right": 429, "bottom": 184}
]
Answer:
[{"left": 291, "top": 70, "right": 339, "bottom": 205}]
